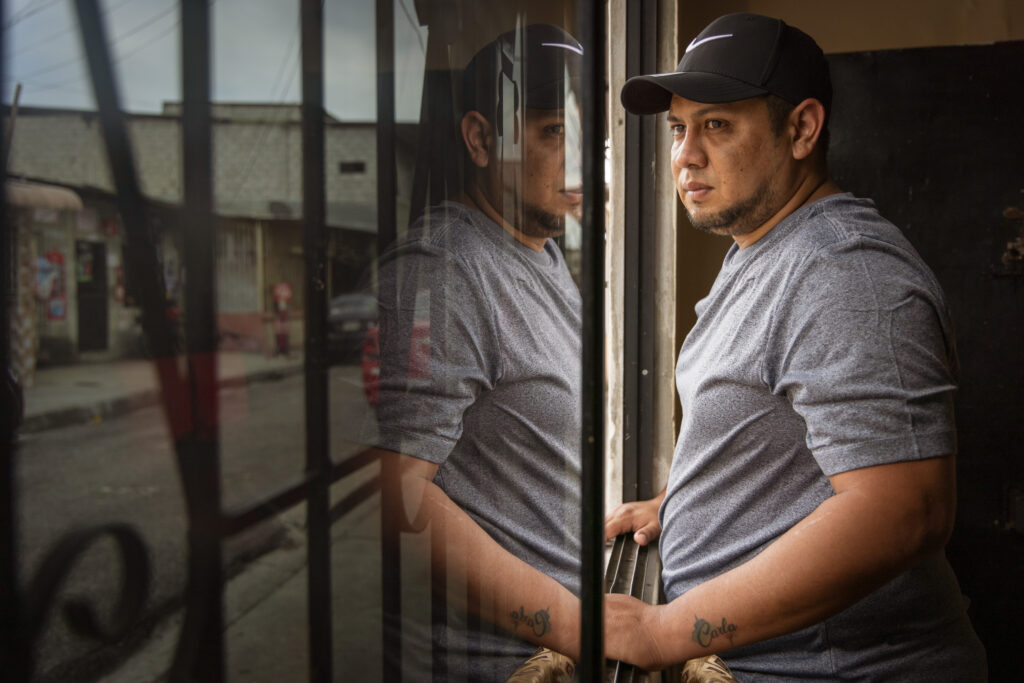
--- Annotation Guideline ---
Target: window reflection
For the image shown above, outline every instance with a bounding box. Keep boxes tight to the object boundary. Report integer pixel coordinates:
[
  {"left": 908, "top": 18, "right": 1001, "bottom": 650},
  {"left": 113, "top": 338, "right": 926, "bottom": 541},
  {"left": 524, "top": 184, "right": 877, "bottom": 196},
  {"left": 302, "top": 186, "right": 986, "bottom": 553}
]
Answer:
[
  {"left": 350, "top": 18, "right": 588, "bottom": 683},
  {"left": 5, "top": 2, "right": 593, "bottom": 681}
]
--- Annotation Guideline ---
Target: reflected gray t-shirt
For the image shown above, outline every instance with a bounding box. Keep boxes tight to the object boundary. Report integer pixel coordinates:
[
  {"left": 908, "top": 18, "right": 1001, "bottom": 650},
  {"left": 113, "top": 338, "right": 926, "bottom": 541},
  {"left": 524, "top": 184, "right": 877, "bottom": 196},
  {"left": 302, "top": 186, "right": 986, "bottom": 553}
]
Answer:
[
  {"left": 660, "top": 193, "right": 986, "bottom": 680},
  {"left": 371, "top": 201, "right": 582, "bottom": 682}
]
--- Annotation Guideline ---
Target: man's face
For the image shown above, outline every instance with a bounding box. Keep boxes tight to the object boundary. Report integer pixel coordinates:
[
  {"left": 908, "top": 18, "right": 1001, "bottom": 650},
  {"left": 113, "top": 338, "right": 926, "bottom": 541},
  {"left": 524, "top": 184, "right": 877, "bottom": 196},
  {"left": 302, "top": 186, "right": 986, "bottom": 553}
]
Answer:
[
  {"left": 668, "top": 95, "right": 792, "bottom": 238},
  {"left": 497, "top": 105, "right": 583, "bottom": 239}
]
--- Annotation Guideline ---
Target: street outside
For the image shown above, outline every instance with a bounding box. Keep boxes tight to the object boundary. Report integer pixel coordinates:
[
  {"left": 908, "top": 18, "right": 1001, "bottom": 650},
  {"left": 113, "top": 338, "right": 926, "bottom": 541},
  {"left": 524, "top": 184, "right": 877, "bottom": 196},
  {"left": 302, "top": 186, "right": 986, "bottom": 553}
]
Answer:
[{"left": 14, "top": 363, "right": 401, "bottom": 682}]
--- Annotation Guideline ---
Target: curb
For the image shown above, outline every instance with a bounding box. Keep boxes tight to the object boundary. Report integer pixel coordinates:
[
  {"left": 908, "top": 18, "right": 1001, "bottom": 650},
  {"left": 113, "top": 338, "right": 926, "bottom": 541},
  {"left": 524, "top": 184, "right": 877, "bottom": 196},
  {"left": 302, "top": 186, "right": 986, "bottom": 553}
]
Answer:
[{"left": 19, "top": 365, "right": 303, "bottom": 435}]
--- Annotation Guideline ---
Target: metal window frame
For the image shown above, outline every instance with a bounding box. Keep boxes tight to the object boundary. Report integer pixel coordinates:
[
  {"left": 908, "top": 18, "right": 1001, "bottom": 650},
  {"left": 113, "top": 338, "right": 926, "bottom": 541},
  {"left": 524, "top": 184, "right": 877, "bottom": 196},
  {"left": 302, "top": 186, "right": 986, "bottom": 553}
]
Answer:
[{"left": 621, "top": 0, "right": 659, "bottom": 505}]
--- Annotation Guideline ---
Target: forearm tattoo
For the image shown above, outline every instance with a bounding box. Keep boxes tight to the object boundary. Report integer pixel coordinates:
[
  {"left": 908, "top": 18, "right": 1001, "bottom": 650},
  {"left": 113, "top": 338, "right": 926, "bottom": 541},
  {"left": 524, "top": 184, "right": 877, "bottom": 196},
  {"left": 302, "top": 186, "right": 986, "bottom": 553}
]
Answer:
[
  {"left": 511, "top": 606, "right": 552, "bottom": 637},
  {"left": 691, "top": 615, "right": 737, "bottom": 649}
]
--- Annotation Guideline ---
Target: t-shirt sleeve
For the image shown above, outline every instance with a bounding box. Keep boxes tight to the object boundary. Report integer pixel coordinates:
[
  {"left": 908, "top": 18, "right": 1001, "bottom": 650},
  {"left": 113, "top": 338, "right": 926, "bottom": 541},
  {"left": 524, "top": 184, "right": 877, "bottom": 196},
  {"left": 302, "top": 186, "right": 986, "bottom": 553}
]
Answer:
[
  {"left": 765, "top": 237, "right": 958, "bottom": 476},
  {"left": 371, "top": 243, "right": 499, "bottom": 464}
]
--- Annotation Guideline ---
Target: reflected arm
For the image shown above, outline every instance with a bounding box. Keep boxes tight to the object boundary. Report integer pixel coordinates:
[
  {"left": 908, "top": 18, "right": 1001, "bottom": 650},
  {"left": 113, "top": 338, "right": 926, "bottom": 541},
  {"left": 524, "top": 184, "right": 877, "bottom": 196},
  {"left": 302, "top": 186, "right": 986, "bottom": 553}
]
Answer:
[{"left": 376, "top": 447, "right": 583, "bottom": 659}]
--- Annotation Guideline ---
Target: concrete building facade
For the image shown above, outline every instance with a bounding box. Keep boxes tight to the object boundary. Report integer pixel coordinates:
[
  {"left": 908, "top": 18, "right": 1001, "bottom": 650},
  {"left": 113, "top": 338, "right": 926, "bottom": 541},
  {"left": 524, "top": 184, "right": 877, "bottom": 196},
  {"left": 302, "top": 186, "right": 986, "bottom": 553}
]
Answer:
[{"left": 6, "top": 103, "right": 414, "bottom": 365}]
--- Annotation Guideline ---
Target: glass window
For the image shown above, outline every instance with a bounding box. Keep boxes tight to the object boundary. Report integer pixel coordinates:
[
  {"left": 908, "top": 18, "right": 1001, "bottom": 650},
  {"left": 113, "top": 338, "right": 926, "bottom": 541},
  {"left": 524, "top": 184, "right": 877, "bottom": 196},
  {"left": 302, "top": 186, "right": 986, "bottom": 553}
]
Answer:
[{"left": 3, "top": 1, "right": 607, "bottom": 681}]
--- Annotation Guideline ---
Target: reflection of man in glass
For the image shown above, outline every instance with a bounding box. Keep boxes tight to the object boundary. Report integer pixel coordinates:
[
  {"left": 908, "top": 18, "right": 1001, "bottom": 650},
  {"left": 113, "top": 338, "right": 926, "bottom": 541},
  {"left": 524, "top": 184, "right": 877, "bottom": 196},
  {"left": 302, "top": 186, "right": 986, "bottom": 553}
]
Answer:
[{"left": 368, "top": 24, "right": 584, "bottom": 682}]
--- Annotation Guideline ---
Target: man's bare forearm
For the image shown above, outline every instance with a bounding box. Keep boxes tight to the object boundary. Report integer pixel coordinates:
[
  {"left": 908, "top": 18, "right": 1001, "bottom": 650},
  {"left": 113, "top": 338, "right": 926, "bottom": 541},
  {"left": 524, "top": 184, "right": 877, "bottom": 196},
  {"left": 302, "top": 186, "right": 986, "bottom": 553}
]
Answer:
[{"left": 607, "top": 457, "right": 956, "bottom": 669}]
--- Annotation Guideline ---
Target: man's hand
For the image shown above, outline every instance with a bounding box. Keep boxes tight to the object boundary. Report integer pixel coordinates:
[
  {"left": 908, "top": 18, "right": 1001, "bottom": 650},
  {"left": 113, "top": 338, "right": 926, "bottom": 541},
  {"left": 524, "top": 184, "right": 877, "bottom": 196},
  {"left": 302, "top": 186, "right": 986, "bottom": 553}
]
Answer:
[
  {"left": 604, "top": 488, "right": 666, "bottom": 546},
  {"left": 604, "top": 593, "right": 669, "bottom": 671}
]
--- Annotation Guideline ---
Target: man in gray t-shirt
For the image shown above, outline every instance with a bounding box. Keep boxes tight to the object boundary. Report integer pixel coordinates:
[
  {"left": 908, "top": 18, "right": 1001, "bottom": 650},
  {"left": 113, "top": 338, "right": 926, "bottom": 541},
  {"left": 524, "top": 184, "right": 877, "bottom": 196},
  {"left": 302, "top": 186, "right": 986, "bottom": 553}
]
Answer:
[
  {"left": 368, "top": 24, "right": 586, "bottom": 682},
  {"left": 603, "top": 12, "right": 987, "bottom": 680}
]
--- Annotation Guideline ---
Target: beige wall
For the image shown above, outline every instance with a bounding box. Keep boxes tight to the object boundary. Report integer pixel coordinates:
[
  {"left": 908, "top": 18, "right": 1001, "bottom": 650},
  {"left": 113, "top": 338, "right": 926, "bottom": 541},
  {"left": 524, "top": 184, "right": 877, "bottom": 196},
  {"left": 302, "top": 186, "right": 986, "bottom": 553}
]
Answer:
[
  {"left": 679, "top": 0, "right": 1024, "bottom": 53},
  {"left": 674, "top": 0, "right": 1023, "bottom": 347}
]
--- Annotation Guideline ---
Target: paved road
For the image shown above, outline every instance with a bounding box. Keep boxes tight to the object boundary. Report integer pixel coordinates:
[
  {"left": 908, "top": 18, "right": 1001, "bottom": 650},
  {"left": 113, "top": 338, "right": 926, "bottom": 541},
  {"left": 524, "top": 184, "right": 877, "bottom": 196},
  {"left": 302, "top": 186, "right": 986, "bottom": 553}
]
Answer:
[{"left": 15, "top": 365, "right": 375, "bottom": 681}]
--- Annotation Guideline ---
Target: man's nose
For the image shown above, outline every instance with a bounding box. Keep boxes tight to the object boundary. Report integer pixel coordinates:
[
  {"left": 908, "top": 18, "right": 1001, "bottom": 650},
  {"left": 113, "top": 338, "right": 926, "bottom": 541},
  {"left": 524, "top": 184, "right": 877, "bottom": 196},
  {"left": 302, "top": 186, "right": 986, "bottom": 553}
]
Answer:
[{"left": 672, "top": 131, "right": 706, "bottom": 169}]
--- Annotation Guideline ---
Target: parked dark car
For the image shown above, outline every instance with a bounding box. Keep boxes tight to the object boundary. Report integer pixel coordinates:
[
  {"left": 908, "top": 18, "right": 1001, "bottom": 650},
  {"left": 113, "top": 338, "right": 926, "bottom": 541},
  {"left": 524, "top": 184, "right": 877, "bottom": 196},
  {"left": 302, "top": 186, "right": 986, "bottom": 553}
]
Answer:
[{"left": 327, "top": 293, "right": 378, "bottom": 364}]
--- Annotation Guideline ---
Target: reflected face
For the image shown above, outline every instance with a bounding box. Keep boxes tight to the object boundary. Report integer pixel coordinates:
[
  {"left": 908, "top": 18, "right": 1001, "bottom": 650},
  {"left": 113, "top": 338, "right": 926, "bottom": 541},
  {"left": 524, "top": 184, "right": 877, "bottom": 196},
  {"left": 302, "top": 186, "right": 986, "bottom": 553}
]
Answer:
[
  {"left": 668, "top": 95, "right": 791, "bottom": 238},
  {"left": 499, "top": 106, "right": 583, "bottom": 239}
]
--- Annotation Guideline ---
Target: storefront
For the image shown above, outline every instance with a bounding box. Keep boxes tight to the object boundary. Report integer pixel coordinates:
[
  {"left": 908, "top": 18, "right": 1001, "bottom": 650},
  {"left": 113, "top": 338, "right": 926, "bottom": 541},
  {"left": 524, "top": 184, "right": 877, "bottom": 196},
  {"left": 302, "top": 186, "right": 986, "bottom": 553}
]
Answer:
[{"left": 5, "top": 181, "right": 148, "bottom": 374}]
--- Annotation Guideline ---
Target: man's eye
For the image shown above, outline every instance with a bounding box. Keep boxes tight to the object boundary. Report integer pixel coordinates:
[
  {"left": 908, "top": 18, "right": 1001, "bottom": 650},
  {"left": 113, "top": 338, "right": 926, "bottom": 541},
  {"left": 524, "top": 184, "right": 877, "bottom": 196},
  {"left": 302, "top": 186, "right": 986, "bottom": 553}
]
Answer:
[
  {"left": 706, "top": 119, "right": 725, "bottom": 130},
  {"left": 546, "top": 124, "right": 565, "bottom": 135},
  {"left": 670, "top": 124, "right": 686, "bottom": 137}
]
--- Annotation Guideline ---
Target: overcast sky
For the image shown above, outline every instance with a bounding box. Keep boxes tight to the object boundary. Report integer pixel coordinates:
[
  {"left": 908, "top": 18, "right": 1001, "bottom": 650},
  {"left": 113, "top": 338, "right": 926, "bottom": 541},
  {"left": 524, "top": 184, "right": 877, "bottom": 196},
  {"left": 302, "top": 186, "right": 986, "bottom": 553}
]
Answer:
[{"left": 3, "top": 0, "right": 428, "bottom": 121}]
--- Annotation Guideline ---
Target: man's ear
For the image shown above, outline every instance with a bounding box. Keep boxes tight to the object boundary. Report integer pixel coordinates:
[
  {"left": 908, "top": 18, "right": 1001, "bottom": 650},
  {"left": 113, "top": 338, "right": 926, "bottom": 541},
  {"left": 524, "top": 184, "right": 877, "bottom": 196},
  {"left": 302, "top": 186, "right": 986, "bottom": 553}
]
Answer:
[
  {"left": 461, "top": 111, "right": 493, "bottom": 169},
  {"left": 789, "top": 98, "right": 826, "bottom": 161}
]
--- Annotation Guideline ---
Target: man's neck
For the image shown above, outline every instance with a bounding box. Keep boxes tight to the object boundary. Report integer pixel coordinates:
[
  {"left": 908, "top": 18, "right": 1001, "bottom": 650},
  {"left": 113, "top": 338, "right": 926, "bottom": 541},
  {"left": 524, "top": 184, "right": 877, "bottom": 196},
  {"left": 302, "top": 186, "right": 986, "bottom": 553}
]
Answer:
[
  {"left": 733, "top": 175, "right": 841, "bottom": 250},
  {"left": 458, "top": 187, "right": 548, "bottom": 253}
]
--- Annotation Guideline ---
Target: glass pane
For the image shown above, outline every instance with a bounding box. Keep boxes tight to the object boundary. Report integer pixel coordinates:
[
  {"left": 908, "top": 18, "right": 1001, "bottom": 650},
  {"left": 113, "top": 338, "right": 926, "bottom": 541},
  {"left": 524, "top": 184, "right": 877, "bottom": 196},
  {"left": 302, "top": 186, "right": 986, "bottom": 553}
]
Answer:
[
  {"left": 328, "top": 1, "right": 592, "bottom": 680},
  {"left": 4, "top": 0, "right": 599, "bottom": 681}
]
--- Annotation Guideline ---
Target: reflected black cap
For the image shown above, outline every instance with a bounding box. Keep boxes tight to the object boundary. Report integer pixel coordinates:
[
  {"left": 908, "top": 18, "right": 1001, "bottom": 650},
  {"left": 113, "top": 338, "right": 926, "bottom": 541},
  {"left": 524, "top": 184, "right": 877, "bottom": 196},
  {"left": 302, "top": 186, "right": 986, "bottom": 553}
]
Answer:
[
  {"left": 462, "top": 23, "right": 583, "bottom": 116},
  {"left": 620, "top": 13, "right": 831, "bottom": 117}
]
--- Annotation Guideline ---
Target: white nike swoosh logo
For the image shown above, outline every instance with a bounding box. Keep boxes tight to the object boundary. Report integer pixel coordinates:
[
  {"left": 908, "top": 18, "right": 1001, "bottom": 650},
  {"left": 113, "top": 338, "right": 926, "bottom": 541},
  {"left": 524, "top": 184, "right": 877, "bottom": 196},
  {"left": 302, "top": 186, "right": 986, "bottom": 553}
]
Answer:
[
  {"left": 685, "top": 33, "right": 733, "bottom": 53},
  {"left": 542, "top": 41, "right": 584, "bottom": 56}
]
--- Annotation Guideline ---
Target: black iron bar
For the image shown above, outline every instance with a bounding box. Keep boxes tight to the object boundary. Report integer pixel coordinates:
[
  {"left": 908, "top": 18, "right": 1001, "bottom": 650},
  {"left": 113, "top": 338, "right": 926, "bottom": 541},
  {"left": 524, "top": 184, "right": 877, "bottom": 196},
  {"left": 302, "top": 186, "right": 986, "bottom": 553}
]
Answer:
[
  {"left": 220, "top": 449, "right": 381, "bottom": 536},
  {"left": 327, "top": 476, "right": 382, "bottom": 525},
  {"left": 374, "top": 0, "right": 403, "bottom": 680},
  {"left": 579, "top": 0, "right": 607, "bottom": 679},
  {"left": 0, "top": 0, "right": 29, "bottom": 676},
  {"left": 176, "top": 3, "right": 224, "bottom": 678},
  {"left": 300, "top": 1, "right": 333, "bottom": 680},
  {"left": 622, "top": 0, "right": 641, "bottom": 503}
]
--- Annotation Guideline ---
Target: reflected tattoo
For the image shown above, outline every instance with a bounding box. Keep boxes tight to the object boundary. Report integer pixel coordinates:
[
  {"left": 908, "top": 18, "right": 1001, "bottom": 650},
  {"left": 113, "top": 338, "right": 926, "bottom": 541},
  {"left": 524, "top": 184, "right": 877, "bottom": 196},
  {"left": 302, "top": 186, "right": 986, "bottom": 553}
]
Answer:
[
  {"left": 691, "top": 615, "right": 737, "bottom": 648},
  {"left": 511, "top": 606, "right": 552, "bottom": 637}
]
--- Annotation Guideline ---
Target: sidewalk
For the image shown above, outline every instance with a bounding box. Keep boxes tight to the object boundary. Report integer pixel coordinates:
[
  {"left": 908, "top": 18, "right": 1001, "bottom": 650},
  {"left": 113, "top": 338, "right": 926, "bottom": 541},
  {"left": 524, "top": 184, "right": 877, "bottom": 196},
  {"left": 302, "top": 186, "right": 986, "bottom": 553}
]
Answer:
[{"left": 21, "top": 352, "right": 304, "bottom": 434}]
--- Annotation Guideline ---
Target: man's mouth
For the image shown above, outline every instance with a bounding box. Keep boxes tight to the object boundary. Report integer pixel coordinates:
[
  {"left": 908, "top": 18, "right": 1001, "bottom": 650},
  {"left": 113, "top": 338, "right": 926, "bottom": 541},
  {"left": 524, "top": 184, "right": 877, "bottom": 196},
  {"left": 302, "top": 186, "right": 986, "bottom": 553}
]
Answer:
[
  {"left": 682, "top": 181, "right": 712, "bottom": 201},
  {"left": 561, "top": 188, "right": 584, "bottom": 203}
]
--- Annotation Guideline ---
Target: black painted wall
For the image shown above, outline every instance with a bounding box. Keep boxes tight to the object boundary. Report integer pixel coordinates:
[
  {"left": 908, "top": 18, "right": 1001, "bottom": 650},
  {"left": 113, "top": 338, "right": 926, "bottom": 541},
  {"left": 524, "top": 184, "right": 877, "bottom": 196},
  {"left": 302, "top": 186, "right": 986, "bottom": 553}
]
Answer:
[{"left": 827, "top": 41, "right": 1024, "bottom": 680}]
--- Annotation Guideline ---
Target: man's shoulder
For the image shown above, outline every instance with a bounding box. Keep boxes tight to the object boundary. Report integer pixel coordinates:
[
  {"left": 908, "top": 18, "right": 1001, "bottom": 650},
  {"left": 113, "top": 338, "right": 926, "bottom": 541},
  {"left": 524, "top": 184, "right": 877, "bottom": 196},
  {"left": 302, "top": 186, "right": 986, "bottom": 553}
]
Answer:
[
  {"left": 397, "top": 201, "right": 505, "bottom": 262},
  {"left": 411, "top": 201, "right": 491, "bottom": 241},
  {"left": 790, "top": 193, "right": 894, "bottom": 243}
]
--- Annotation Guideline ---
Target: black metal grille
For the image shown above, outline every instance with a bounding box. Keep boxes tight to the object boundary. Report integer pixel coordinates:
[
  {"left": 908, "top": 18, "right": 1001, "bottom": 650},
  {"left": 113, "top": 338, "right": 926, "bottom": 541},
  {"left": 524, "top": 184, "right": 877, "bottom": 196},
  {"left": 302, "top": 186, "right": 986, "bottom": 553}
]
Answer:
[{"left": 1, "top": 1, "right": 609, "bottom": 681}]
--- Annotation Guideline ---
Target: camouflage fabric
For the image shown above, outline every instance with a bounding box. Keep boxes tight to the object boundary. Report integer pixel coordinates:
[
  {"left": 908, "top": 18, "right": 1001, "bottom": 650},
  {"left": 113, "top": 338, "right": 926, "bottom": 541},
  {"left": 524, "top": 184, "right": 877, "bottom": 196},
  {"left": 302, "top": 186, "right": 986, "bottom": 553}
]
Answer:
[
  {"left": 680, "top": 654, "right": 738, "bottom": 682},
  {"left": 505, "top": 648, "right": 737, "bottom": 682},
  {"left": 506, "top": 647, "right": 575, "bottom": 683}
]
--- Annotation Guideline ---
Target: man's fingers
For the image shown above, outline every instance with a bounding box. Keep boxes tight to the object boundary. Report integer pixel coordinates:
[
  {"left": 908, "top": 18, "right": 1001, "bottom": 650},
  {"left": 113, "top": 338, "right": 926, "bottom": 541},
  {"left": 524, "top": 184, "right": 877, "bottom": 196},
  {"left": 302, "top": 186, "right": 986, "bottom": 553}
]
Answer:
[{"left": 634, "top": 521, "right": 657, "bottom": 546}]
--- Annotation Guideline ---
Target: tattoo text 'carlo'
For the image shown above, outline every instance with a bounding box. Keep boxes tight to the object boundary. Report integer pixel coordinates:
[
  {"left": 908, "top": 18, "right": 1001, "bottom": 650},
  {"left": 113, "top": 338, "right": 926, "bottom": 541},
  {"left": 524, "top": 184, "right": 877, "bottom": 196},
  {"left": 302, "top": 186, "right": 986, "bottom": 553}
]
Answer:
[
  {"left": 692, "top": 615, "right": 737, "bottom": 648},
  {"left": 511, "top": 606, "right": 552, "bottom": 637}
]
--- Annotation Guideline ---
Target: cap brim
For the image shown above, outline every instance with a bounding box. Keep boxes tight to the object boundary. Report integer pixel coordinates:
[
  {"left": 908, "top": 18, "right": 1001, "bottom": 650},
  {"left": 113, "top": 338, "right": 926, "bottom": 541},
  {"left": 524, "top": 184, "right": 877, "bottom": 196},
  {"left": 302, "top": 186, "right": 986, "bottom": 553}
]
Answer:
[{"left": 620, "top": 72, "right": 769, "bottom": 114}]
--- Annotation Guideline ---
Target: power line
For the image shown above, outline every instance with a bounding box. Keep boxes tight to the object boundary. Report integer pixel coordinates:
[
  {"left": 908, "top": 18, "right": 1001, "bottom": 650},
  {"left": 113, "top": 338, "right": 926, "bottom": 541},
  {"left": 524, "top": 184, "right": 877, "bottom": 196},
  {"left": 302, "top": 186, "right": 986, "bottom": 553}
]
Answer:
[
  {"left": 13, "top": 1, "right": 178, "bottom": 81},
  {"left": 5, "top": 0, "right": 134, "bottom": 58},
  {"left": 14, "top": 9, "right": 180, "bottom": 102},
  {"left": 4, "top": 0, "right": 64, "bottom": 30}
]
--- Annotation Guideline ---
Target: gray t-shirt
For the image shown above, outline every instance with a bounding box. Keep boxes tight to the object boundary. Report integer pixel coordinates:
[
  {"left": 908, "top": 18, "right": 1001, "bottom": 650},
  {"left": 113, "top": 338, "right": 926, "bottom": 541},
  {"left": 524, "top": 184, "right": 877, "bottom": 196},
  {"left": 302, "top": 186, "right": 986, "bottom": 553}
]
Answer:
[
  {"left": 371, "top": 201, "right": 582, "bottom": 682},
  {"left": 660, "top": 193, "right": 986, "bottom": 680}
]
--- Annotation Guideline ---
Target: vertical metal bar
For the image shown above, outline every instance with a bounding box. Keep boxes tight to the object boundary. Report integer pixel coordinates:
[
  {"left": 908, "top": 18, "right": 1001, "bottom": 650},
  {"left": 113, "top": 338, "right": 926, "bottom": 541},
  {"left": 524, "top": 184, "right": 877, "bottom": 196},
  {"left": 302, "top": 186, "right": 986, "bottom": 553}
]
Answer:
[
  {"left": 623, "top": 0, "right": 658, "bottom": 503},
  {"left": 636, "top": 0, "right": 658, "bottom": 501},
  {"left": 177, "top": 1, "right": 224, "bottom": 680},
  {"left": 376, "top": 0, "right": 397, "bottom": 252},
  {"left": 1, "top": 0, "right": 29, "bottom": 677},
  {"left": 622, "top": 0, "right": 641, "bottom": 503},
  {"left": 579, "top": 0, "right": 607, "bottom": 679},
  {"left": 375, "top": 0, "right": 403, "bottom": 680},
  {"left": 300, "top": 1, "right": 333, "bottom": 681}
]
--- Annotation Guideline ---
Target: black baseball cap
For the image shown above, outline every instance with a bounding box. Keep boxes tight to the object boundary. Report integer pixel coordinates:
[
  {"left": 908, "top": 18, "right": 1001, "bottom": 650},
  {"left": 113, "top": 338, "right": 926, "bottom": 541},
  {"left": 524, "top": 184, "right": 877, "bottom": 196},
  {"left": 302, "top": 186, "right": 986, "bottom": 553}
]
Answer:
[
  {"left": 620, "top": 13, "right": 831, "bottom": 117},
  {"left": 463, "top": 24, "right": 583, "bottom": 115}
]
